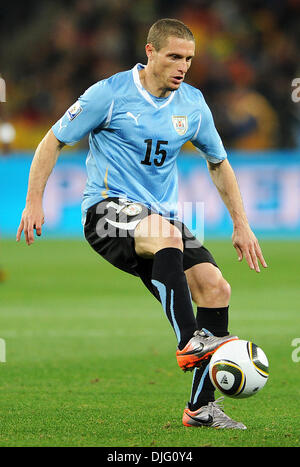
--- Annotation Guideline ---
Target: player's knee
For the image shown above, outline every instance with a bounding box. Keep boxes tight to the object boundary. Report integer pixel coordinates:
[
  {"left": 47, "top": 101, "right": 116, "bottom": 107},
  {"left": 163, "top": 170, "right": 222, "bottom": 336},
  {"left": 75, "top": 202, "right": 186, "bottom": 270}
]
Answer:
[
  {"left": 137, "top": 231, "right": 183, "bottom": 256},
  {"left": 161, "top": 229, "right": 183, "bottom": 249},
  {"left": 208, "top": 276, "right": 231, "bottom": 303},
  {"left": 194, "top": 274, "right": 231, "bottom": 307},
  {"left": 135, "top": 215, "right": 183, "bottom": 256},
  {"left": 217, "top": 277, "right": 231, "bottom": 304},
  {"left": 210, "top": 276, "right": 231, "bottom": 306},
  {"left": 155, "top": 220, "right": 183, "bottom": 252}
]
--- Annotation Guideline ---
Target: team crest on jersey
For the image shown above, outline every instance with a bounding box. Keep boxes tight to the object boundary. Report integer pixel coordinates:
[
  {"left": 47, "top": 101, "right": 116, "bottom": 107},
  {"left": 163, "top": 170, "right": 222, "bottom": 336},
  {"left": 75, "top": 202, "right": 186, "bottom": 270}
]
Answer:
[
  {"left": 172, "top": 115, "right": 188, "bottom": 136},
  {"left": 121, "top": 203, "right": 143, "bottom": 216},
  {"left": 67, "top": 101, "right": 83, "bottom": 121}
]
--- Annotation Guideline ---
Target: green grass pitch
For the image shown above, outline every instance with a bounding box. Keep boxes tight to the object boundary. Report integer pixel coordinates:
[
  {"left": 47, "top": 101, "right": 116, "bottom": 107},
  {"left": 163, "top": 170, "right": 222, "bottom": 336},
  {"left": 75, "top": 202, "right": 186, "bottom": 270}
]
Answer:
[{"left": 0, "top": 238, "right": 299, "bottom": 447}]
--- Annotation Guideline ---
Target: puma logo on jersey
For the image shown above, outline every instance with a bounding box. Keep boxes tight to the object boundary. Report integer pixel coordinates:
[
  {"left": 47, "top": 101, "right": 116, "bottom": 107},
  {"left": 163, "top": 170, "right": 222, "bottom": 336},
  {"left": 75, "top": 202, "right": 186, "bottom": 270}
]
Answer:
[
  {"left": 58, "top": 118, "right": 67, "bottom": 132},
  {"left": 126, "top": 112, "right": 141, "bottom": 125}
]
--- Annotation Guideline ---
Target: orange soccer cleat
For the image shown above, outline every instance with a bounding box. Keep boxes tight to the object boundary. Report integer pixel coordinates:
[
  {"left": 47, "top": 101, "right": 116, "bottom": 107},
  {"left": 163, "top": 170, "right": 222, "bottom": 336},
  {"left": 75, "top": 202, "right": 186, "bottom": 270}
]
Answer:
[{"left": 176, "top": 329, "right": 238, "bottom": 372}]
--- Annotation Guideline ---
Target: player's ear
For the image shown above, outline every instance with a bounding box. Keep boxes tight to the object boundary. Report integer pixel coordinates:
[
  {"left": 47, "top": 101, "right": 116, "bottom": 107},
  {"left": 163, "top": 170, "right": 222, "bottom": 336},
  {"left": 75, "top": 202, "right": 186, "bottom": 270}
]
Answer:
[{"left": 145, "top": 43, "right": 155, "bottom": 60}]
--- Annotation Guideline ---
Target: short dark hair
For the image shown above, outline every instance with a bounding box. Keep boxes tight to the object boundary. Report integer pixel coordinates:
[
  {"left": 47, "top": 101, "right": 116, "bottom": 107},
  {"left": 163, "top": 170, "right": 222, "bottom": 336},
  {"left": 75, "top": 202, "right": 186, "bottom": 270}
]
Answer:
[{"left": 147, "top": 18, "right": 194, "bottom": 51}]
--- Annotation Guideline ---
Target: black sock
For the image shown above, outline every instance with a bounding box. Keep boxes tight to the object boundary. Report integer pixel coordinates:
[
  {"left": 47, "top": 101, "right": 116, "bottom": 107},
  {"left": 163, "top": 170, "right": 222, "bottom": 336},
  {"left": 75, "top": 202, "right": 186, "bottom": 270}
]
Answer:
[
  {"left": 196, "top": 306, "right": 229, "bottom": 337},
  {"left": 151, "top": 248, "right": 197, "bottom": 350},
  {"left": 189, "top": 306, "right": 229, "bottom": 410}
]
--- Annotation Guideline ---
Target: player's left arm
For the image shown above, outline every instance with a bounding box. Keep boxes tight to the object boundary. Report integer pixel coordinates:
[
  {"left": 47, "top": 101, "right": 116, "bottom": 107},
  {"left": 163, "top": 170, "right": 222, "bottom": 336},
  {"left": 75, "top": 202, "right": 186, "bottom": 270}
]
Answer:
[{"left": 207, "top": 159, "right": 267, "bottom": 273}]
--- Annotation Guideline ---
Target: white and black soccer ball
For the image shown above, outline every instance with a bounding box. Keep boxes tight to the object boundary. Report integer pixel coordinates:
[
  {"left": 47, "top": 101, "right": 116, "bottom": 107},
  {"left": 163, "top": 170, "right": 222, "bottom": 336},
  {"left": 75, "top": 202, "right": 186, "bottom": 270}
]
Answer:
[{"left": 209, "top": 339, "right": 269, "bottom": 398}]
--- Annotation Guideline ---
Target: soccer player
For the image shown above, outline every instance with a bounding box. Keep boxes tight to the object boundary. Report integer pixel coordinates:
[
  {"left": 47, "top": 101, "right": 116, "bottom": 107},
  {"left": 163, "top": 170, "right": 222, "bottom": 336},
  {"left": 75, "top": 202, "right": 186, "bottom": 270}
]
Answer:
[{"left": 16, "top": 19, "right": 267, "bottom": 429}]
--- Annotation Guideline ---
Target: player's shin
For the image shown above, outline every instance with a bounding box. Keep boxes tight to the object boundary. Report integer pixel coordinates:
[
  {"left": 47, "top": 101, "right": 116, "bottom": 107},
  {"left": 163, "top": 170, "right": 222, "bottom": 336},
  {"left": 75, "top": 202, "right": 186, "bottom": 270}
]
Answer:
[
  {"left": 189, "top": 306, "right": 229, "bottom": 410},
  {"left": 151, "top": 247, "right": 197, "bottom": 350}
]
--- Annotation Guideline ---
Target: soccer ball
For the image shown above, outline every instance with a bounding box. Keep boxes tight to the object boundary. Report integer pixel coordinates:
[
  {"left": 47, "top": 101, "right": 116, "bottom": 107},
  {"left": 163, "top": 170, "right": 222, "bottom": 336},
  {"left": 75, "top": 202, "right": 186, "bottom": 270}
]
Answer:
[{"left": 209, "top": 339, "right": 269, "bottom": 399}]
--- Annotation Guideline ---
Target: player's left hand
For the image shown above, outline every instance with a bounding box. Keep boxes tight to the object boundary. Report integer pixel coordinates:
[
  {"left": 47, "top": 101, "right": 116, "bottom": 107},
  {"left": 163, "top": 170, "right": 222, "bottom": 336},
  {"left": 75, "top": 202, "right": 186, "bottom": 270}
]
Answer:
[{"left": 232, "top": 224, "right": 267, "bottom": 273}]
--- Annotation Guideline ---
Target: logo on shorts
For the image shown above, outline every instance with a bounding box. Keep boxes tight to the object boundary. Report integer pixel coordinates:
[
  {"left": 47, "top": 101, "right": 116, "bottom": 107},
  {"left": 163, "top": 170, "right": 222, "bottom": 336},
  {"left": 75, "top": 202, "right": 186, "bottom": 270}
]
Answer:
[
  {"left": 121, "top": 203, "right": 143, "bottom": 216},
  {"left": 67, "top": 101, "right": 83, "bottom": 121},
  {"left": 172, "top": 116, "right": 188, "bottom": 136}
]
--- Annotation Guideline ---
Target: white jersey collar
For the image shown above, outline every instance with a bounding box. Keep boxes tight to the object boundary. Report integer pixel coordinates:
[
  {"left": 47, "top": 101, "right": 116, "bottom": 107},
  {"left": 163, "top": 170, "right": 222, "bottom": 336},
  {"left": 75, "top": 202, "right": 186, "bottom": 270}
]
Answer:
[{"left": 132, "top": 63, "right": 175, "bottom": 109}]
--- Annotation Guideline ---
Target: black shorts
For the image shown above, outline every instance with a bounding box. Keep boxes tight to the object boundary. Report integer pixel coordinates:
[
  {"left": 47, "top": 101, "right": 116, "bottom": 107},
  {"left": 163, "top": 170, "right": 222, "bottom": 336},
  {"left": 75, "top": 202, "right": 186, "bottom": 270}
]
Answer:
[{"left": 84, "top": 197, "right": 218, "bottom": 299}]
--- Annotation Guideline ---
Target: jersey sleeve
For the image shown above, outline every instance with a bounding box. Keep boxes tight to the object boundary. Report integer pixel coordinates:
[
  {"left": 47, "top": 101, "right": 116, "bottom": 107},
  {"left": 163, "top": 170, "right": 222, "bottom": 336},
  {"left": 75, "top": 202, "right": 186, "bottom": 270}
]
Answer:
[
  {"left": 52, "top": 80, "right": 114, "bottom": 145},
  {"left": 191, "top": 94, "right": 227, "bottom": 163}
]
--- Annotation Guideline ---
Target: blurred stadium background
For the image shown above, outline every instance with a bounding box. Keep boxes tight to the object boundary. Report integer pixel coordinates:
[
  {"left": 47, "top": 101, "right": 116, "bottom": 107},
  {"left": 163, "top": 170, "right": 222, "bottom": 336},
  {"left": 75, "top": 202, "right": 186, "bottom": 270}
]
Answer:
[{"left": 0, "top": 0, "right": 300, "bottom": 239}]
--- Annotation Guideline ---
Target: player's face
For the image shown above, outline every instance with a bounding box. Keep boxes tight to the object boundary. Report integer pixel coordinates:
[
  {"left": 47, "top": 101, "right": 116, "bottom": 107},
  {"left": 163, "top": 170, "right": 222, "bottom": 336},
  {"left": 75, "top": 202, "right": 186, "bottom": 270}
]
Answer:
[{"left": 147, "top": 36, "right": 195, "bottom": 93}]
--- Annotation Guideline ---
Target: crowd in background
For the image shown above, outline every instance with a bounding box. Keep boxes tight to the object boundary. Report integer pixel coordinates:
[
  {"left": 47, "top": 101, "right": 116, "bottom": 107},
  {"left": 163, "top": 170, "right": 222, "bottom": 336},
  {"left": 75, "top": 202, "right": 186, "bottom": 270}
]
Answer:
[{"left": 0, "top": 0, "right": 299, "bottom": 152}]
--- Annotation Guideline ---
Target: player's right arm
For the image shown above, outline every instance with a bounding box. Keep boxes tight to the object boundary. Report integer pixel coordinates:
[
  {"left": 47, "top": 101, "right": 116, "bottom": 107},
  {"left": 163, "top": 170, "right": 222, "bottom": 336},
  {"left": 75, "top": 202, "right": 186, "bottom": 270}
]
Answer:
[
  {"left": 16, "top": 129, "right": 64, "bottom": 245},
  {"left": 17, "top": 79, "right": 114, "bottom": 245}
]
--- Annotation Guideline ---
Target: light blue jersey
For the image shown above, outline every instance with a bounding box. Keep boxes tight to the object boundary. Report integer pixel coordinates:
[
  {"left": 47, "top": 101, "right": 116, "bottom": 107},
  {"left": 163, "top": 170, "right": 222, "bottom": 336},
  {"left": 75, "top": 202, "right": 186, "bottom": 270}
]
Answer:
[{"left": 52, "top": 63, "right": 227, "bottom": 222}]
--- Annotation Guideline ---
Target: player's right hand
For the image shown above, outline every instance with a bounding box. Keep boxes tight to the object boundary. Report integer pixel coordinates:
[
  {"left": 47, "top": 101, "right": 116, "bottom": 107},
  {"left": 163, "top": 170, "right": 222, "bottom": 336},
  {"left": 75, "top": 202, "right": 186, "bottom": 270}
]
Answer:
[{"left": 16, "top": 203, "right": 45, "bottom": 245}]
